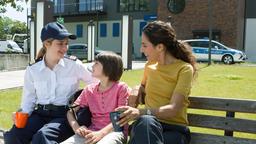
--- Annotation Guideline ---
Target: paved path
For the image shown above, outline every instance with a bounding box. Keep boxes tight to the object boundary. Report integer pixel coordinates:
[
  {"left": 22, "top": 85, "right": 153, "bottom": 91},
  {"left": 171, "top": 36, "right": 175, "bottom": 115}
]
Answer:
[
  {"left": 0, "top": 61, "right": 146, "bottom": 90},
  {"left": 0, "top": 70, "right": 25, "bottom": 90}
]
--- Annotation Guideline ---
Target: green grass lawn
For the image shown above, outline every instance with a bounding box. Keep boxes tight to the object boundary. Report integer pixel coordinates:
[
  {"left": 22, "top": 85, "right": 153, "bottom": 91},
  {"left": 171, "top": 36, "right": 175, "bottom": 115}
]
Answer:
[{"left": 0, "top": 63, "right": 255, "bottom": 139}]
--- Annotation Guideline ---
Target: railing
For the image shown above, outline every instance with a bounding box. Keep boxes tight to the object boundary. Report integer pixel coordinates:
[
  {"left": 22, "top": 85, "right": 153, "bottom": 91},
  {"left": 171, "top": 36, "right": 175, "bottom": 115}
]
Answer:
[{"left": 54, "top": 0, "right": 105, "bottom": 16}]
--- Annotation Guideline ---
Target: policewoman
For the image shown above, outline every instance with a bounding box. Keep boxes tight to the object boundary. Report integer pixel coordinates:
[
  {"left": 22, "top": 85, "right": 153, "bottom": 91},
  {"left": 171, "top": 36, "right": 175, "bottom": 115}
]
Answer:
[{"left": 4, "top": 22, "right": 96, "bottom": 144}]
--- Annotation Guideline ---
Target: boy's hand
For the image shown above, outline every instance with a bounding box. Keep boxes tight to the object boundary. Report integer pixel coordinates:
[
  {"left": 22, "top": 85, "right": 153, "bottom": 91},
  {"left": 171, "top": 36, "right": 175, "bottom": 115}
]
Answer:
[
  {"left": 85, "top": 131, "right": 104, "bottom": 144},
  {"left": 75, "top": 126, "right": 92, "bottom": 137}
]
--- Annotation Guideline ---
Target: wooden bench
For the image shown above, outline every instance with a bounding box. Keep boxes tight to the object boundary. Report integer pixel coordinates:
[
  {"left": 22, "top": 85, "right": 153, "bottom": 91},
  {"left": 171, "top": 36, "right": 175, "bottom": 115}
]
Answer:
[
  {"left": 1, "top": 96, "right": 255, "bottom": 144},
  {"left": 188, "top": 96, "right": 256, "bottom": 144}
]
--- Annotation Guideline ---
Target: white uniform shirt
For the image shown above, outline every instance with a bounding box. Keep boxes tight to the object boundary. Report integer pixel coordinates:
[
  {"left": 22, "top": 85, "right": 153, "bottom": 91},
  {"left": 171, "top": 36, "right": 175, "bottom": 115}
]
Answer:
[{"left": 21, "top": 57, "right": 96, "bottom": 114}]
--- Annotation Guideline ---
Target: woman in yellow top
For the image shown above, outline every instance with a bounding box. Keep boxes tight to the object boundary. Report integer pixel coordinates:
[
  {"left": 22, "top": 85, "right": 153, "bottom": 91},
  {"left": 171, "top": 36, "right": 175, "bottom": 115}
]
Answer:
[{"left": 116, "top": 21, "right": 197, "bottom": 144}]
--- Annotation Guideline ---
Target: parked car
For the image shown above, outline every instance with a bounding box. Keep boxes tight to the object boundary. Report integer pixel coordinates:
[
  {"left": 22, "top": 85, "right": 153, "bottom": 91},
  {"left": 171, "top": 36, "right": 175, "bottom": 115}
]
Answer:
[
  {"left": 0, "top": 40, "right": 23, "bottom": 53},
  {"left": 183, "top": 39, "right": 247, "bottom": 64},
  {"left": 66, "top": 43, "right": 104, "bottom": 60}
]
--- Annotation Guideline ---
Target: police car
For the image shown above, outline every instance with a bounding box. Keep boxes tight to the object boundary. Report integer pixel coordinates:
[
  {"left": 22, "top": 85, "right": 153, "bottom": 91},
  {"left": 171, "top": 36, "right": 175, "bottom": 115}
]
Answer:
[{"left": 184, "top": 39, "right": 247, "bottom": 64}]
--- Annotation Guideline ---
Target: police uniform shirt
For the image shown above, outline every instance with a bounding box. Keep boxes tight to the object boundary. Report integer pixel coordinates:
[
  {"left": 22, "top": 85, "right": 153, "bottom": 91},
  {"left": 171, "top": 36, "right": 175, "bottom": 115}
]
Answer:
[{"left": 21, "top": 57, "right": 96, "bottom": 114}]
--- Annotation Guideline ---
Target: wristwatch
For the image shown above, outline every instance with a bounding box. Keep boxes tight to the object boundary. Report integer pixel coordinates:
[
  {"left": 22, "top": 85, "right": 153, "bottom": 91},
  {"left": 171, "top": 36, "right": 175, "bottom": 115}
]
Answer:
[{"left": 146, "top": 109, "right": 152, "bottom": 115}]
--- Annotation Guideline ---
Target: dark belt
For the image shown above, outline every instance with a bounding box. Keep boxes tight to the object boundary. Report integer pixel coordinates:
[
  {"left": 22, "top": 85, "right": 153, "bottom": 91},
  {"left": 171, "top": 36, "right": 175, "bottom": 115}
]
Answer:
[{"left": 36, "top": 104, "right": 68, "bottom": 111}]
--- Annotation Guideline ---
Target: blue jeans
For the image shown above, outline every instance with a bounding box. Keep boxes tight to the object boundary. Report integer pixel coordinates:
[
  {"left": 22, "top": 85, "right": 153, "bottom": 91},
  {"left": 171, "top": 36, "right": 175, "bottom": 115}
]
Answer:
[{"left": 128, "top": 115, "right": 191, "bottom": 144}]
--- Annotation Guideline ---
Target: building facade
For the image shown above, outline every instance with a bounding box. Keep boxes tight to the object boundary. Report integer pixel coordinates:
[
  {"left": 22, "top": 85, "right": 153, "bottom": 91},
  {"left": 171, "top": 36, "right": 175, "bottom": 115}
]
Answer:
[
  {"left": 158, "top": 0, "right": 245, "bottom": 50},
  {"left": 31, "top": 0, "right": 157, "bottom": 60},
  {"left": 158, "top": 0, "right": 255, "bottom": 62},
  {"left": 30, "top": 0, "right": 256, "bottom": 62},
  {"left": 244, "top": 0, "right": 256, "bottom": 62}
]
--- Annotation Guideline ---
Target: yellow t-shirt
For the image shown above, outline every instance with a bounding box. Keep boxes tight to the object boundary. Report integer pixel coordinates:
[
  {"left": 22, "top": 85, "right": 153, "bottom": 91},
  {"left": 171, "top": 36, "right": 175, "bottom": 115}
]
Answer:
[
  {"left": 144, "top": 60, "right": 193, "bottom": 126},
  {"left": 141, "top": 61, "right": 156, "bottom": 86}
]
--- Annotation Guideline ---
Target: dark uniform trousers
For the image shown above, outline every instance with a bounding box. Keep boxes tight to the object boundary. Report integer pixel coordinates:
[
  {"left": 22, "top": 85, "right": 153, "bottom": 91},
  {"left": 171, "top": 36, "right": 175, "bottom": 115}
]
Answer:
[{"left": 4, "top": 105, "right": 74, "bottom": 144}]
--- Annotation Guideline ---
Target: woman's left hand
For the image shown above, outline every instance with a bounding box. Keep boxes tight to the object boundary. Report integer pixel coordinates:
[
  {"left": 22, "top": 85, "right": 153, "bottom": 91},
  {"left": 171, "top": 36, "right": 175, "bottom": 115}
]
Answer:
[
  {"left": 85, "top": 131, "right": 104, "bottom": 144},
  {"left": 115, "top": 106, "right": 140, "bottom": 127}
]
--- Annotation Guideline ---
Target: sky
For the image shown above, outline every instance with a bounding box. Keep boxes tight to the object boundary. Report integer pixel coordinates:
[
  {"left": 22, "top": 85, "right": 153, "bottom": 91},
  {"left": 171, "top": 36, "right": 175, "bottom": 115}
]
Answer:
[{"left": 0, "top": 1, "right": 28, "bottom": 23}]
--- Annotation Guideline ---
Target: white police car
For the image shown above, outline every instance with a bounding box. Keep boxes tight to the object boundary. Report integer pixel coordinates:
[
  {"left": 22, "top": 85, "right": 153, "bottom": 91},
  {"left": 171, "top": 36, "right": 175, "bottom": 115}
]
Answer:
[{"left": 184, "top": 39, "right": 247, "bottom": 64}]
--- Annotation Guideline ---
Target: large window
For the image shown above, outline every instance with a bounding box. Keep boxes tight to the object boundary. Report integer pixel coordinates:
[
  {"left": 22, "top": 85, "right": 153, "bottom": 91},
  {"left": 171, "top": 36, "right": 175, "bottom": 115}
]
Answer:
[
  {"left": 79, "top": 0, "right": 88, "bottom": 11},
  {"left": 119, "top": 0, "right": 149, "bottom": 12},
  {"left": 79, "top": 0, "right": 103, "bottom": 12},
  {"left": 54, "top": 0, "right": 64, "bottom": 13}
]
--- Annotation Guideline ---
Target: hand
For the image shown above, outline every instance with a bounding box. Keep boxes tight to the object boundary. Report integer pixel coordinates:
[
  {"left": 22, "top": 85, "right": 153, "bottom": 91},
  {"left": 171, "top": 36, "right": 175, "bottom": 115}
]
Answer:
[
  {"left": 74, "top": 126, "right": 92, "bottom": 137},
  {"left": 128, "top": 86, "right": 140, "bottom": 107},
  {"left": 12, "top": 112, "right": 16, "bottom": 123},
  {"left": 85, "top": 131, "right": 104, "bottom": 144},
  {"left": 115, "top": 106, "right": 140, "bottom": 127},
  {"left": 138, "top": 85, "right": 146, "bottom": 104}
]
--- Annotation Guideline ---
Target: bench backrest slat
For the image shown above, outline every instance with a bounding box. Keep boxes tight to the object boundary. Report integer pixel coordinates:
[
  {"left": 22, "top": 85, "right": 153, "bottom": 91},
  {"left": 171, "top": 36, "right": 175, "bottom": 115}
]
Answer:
[
  {"left": 190, "top": 133, "right": 256, "bottom": 144},
  {"left": 188, "top": 96, "right": 256, "bottom": 144},
  {"left": 188, "top": 114, "right": 256, "bottom": 133},
  {"left": 188, "top": 96, "right": 256, "bottom": 113}
]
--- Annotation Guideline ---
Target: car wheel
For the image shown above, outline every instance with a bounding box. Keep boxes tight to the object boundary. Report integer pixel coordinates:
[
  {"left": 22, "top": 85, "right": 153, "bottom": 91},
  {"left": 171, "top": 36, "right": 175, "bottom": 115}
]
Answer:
[{"left": 222, "top": 55, "right": 234, "bottom": 64}]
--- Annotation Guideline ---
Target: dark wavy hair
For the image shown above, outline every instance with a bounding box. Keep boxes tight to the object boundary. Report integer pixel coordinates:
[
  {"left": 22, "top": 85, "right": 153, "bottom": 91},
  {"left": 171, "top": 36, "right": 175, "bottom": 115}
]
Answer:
[
  {"left": 95, "top": 51, "right": 123, "bottom": 81},
  {"left": 142, "top": 21, "right": 197, "bottom": 75}
]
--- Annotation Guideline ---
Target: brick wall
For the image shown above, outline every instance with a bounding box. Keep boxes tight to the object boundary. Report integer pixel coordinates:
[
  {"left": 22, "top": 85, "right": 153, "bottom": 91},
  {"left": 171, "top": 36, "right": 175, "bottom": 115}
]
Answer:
[{"left": 157, "top": 0, "right": 245, "bottom": 50}]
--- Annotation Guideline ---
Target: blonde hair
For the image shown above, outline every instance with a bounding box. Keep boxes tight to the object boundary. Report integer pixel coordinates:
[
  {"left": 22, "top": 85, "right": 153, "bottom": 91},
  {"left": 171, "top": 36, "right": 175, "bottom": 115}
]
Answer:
[{"left": 35, "top": 39, "right": 54, "bottom": 62}]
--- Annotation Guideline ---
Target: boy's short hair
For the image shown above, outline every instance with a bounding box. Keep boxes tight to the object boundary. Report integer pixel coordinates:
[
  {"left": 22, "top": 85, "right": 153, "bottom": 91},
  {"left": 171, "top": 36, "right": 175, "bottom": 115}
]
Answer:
[{"left": 95, "top": 51, "right": 123, "bottom": 81}]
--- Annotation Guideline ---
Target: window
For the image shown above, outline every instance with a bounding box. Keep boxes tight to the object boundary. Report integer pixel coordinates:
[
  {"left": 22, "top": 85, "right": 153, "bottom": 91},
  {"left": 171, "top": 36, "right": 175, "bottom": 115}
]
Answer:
[
  {"left": 139, "top": 21, "right": 147, "bottom": 36},
  {"left": 79, "top": 0, "right": 103, "bottom": 12},
  {"left": 212, "top": 42, "right": 226, "bottom": 50},
  {"left": 54, "top": 0, "right": 64, "bottom": 13},
  {"left": 76, "top": 24, "right": 83, "bottom": 38},
  {"left": 188, "top": 41, "right": 200, "bottom": 47},
  {"left": 69, "top": 45, "right": 86, "bottom": 50},
  {"left": 167, "top": 0, "right": 185, "bottom": 14},
  {"left": 119, "top": 0, "right": 149, "bottom": 12},
  {"left": 95, "top": 0, "right": 104, "bottom": 11},
  {"left": 79, "top": 0, "right": 87, "bottom": 11},
  {"left": 199, "top": 41, "right": 209, "bottom": 48},
  {"left": 112, "top": 23, "right": 120, "bottom": 37},
  {"left": 100, "top": 23, "right": 107, "bottom": 37},
  {"left": 189, "top": 41, "right": 208, "bottom": 48}
]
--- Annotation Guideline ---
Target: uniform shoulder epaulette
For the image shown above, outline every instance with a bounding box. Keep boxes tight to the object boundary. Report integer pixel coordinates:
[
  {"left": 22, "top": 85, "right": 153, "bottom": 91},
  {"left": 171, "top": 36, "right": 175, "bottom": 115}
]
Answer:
[
  {"left": 64, "top": 55, "right": 77, "bottom": 61},
  {"left": 29, "top": 58, "right": 42, "bottom": 66}
]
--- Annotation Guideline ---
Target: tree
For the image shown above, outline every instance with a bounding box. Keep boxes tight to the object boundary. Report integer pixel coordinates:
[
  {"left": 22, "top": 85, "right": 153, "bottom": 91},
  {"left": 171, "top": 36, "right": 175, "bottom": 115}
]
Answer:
[
  {"left": 10, "top": 21, "right": 26, "bottom": 34},
  {"left": 0, "top": 0, "right": 24, "bottom": 13},
  {"left": 0, "top": 17, "right": 26, "bottom": 40}
]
